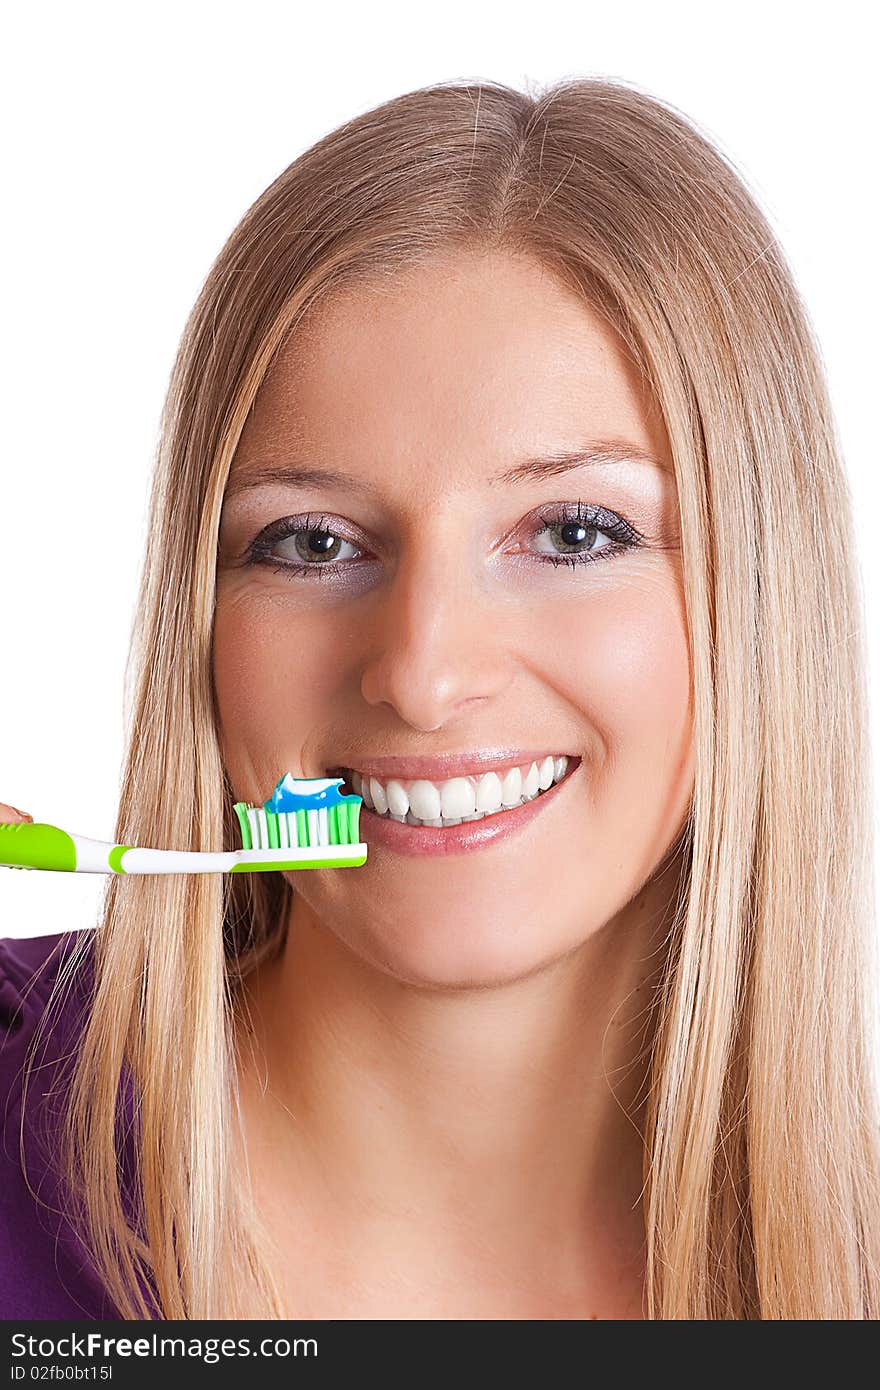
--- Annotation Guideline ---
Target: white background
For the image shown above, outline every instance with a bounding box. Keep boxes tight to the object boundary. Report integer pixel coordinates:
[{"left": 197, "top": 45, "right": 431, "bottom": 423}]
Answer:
[{"left": 1, "top": 2, "right": 877, "bottom": 975}]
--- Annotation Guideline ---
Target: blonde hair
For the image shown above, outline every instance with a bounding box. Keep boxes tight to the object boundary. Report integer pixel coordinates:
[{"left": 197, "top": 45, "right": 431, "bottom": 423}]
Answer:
[{"left": 26, "top": 76, "right": 880, "bottom": 1317}]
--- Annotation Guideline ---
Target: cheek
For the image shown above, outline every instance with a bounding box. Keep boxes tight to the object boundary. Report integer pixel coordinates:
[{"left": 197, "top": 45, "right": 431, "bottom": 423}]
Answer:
[
  {"left": 535, "top": 573, "right": 694, "bottom": 873},
  {"left": 211, "top": 593, "right": 346, "bottom": 795}
]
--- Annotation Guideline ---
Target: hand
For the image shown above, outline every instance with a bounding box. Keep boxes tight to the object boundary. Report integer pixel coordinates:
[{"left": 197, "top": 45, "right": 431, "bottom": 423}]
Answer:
[{"left": 0, "top": 803, "right": 33, "bottom": 824}]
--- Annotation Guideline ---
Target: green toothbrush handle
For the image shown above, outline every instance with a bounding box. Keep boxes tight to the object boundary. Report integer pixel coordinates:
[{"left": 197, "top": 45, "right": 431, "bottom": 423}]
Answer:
[{"left": 0, "top": 821, "right": 79, "bottom": 871}]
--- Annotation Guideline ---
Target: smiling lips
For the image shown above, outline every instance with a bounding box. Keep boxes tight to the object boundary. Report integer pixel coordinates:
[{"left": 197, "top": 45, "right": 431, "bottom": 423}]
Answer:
[
  {"left": 351, "top": 757, "right": 578, "bottom": 857},
  {"left": 341, "top": 755, "right": 572, "bottom": 827}
]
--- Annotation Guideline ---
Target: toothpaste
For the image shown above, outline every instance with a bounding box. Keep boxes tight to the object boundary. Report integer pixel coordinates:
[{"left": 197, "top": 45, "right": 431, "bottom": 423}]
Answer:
[{"left": 263, "top": 771, "right": 361, "bottom": 814}]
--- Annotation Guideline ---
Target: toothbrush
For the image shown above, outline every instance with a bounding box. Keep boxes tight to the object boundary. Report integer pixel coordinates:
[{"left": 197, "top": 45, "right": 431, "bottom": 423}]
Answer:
[{"left": 0, "top": 774, "right": 367, "bottom": 875}]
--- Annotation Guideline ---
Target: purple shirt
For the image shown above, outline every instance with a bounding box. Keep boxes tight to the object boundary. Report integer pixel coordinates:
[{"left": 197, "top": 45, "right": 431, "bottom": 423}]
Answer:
[{"left": 0, "top": 930, "right": 126, "bottom": 1318}]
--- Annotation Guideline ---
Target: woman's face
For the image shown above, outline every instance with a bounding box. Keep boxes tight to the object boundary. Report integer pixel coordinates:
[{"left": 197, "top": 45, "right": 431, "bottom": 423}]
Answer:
[{"left": 214, "top": 249, "right": 693, "bottom": 986}]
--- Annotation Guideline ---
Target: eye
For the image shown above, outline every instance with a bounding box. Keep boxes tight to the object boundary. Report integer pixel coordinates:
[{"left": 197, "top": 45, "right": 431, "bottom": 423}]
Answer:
[
  {"left": 246, "top": 513, "right": 363, "bottom": 581},
  {"left": 528, "top": 501, "right": 643, "bottom": 570}
]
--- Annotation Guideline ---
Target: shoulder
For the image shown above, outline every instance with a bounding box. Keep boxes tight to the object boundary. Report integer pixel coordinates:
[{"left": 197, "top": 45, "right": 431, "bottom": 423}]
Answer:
[
  {"left": 0, "top": 929, "right": 114, "bottom": 1318},
  {"left": 0, "top": 930, "right": 86, "bottom": 1018},
  {"left": 0, "top": 930, "right": 95, "bottom": 1064}
]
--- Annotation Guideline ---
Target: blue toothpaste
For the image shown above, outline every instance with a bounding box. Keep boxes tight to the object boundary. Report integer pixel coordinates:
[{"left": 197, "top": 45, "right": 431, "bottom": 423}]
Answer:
[{"left": 263, "top": 771, "right": 361, "bottom": 812}]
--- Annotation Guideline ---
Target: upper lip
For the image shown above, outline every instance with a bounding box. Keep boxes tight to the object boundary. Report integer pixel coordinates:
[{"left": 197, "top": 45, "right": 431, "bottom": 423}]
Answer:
[{"left": 327, "top": 749, "right": 580, "bottom": 782}]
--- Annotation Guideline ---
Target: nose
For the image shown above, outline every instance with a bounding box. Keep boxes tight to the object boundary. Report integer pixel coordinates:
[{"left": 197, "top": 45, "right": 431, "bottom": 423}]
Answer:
[{"left": 358, "top": 526, "right": 513, "bottom": 733}]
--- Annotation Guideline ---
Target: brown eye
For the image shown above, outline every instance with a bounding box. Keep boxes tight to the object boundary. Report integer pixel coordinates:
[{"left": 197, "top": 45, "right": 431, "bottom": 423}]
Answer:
[
  {"left": 273, "top": 527, "right": 359, "bottom": 566},
  {"left": 530, "top": 503, "right": 642, "bottom": 570},
  {"left": 247, "top": 513, "right": 365, "bottom": 580}
]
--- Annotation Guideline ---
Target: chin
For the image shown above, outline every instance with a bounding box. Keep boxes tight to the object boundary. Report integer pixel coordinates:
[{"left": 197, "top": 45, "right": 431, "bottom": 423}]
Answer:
[
  {"left": 331, "top": 909, "right": 583, "bottom": 991},
  {"left": 282, "top": 851, "right": 602, "bottom": 989}
]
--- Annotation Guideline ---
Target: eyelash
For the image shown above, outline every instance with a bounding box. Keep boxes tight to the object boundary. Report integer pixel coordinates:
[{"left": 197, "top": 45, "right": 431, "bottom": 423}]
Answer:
[{"left": 245, "top": 501, "right": 644, "bottom": 582}]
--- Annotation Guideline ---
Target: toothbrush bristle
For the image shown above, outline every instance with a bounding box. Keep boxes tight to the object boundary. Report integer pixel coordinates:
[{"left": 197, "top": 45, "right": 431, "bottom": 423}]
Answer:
[{"left": 232, "top": 790, "right": 362, "bottom": 851}]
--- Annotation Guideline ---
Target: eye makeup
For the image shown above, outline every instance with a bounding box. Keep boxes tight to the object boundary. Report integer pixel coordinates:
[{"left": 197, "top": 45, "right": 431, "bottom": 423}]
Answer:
[{"left": 240, "top": 500, "right": 646, "bottom": 583}]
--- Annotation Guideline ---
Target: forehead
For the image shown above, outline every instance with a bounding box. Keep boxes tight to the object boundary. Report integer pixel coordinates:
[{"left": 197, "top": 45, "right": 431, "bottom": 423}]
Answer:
[{"left": 236, "top": 250, "right": 669, "bottom": 470}]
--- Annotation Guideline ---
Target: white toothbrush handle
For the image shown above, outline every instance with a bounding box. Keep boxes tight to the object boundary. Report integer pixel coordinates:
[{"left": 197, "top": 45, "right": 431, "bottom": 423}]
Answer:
[
  {"left": 74, "top": 837, "right": 241, "bottom": 874},
  {"left": 77, "top": 837, "right": 368, "bottom": 874}
]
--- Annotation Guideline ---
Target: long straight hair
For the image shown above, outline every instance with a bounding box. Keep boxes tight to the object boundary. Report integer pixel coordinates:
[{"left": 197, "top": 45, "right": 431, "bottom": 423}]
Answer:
[{"left": 28, "top": 76, "right": 879, "bottom": 1317}]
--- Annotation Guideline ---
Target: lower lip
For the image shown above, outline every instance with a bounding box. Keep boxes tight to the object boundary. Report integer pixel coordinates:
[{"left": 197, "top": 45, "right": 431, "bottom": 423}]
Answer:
[{"left": 354, "top": 762, "right": 580, "bottom": 857}]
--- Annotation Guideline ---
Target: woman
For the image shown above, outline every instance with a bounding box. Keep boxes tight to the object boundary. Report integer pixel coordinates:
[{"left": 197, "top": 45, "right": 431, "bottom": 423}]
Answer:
[{"left": 2, "top": 76, "right": 878, "bottom": 1320}]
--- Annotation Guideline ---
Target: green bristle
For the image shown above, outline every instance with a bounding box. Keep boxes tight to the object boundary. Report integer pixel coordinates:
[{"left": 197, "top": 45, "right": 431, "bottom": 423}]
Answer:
[
  {"left": 234, "top": 796, "right": 362, "bottom": 854},
  {"left": 233, "top": 802, "right": 252, "bottom": 850}
]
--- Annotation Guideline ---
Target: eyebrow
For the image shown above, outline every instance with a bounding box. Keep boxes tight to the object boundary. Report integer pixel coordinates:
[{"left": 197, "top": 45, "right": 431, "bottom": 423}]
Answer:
[
  {"left": 493, "top": 442, "right": 671, "bottom": 484},
  {"left": 224, "top": 441, "right": 670, "bottom": 501}
]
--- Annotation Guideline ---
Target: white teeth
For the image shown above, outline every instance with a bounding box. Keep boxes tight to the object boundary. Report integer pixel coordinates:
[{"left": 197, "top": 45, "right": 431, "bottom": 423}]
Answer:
[
  {"left": 340, "top": 756, "right": 572, "bottom": 827},
  {"left": 385, "top": 779, "right": 410, "bottom": 817},
  {"left": 408, "top": 780, "right": 441, "bottom": 820},
  {"left": 369, "top": 776, "right": 388, "bottom": 815},
  {"left": 475, "top": 770, "right": 503, "bottom": 812},
  {"left": 522, "top": 761, "right": 540, "bottom": 798},
  {"left": 500, "top": 766, "right": 523, "bottom": 806},
  {"left": 440, "top": 777, "right": 477, "bottom": 819}
]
